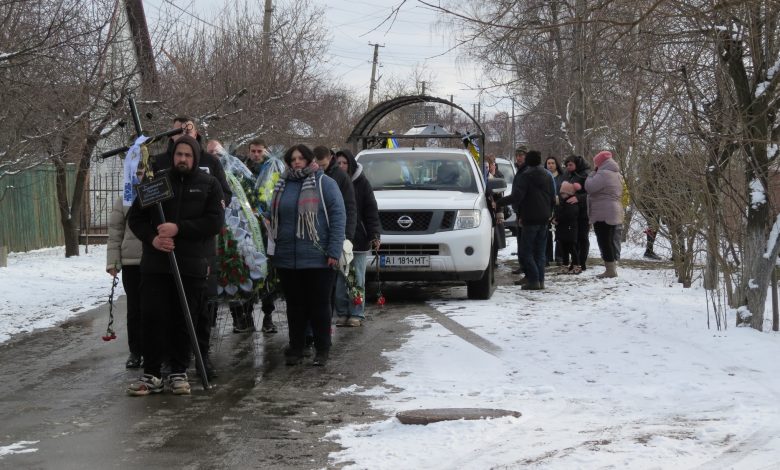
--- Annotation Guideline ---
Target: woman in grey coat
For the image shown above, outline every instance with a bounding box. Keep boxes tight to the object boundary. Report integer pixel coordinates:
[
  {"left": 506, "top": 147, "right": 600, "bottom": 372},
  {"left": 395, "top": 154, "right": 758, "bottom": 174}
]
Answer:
[{"left": 584, "top": 151, "right": 623, "bottom": 278}]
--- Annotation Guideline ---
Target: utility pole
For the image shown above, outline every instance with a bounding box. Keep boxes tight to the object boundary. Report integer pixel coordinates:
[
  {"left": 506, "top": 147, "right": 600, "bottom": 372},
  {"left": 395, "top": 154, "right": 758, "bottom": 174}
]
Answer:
[
  {"left": 261, "top": 0, "right": 273, "bottom": 71},
  {"left": 123, "top": 0, "right": 159, "bottom": 98},
  {"left": 511, "top": 98, "right": 516, "bottom": 150},
  {"left": 368, "top": 43, "right": 384, "bottom": 110},
  {"left": 421, "top": 81, "right": 426, "bottom": 95}
]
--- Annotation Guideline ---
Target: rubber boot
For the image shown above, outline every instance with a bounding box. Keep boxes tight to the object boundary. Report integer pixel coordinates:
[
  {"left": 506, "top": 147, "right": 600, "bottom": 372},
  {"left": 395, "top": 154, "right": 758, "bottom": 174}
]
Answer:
[{"left": 596, "top": 261, "right": 618, "bottom": 278}]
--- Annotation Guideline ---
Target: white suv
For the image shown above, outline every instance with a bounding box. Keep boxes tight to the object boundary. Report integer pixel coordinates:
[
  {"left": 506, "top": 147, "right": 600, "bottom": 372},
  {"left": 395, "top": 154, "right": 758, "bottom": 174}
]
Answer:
[{"left": 356, "top": 147, "right": 505, "bottom": 299}]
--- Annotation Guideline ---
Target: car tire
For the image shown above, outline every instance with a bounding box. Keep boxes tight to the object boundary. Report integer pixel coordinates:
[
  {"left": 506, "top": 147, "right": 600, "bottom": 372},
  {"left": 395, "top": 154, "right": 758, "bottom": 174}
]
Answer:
[{"left": 466, "top": 242, "right": 496, "bottom": 300}]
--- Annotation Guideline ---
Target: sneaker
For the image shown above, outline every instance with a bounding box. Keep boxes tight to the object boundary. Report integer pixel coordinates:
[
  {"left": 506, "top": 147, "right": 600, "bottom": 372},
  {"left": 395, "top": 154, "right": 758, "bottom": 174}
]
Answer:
[
  {"left": 312, "top": 350, "right": 329, "bottom": 367},
  {"left": 513, "top": 277, "right": 528, "bottom": 286},
  {"left": 644, "top": 251, "right": 662, "bottom": 260},
  {"left": 168, "top": 373, "right": 191, "bottom": 395},
  {"left": 522, "top": 281, "right": 542, "bottom": 290},
  {"left": 335, "top": 316, "right": 349, "bottom": 327},
  {"left": 511, "top": 268, "right": 523, "bottom": 274},
  {"left": 572, "top": 266, "right": 582, "bottom": 275},
  {"left": 125, "top": 353, "right": 143, "bottom": 369},
  {"left": 346, "top": 317, "right": 362, "bottom": 327},
  {"left": 127, "top": 374, "right": 163, "bottom": 396},
  {"left": 261, "top": 315, "right": 278, "bottom": 334}
]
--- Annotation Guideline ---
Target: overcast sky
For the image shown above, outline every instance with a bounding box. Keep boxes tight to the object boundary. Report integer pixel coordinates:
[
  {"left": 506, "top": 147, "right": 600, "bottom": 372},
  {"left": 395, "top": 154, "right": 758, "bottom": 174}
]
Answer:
[{"left": 142, "top": 0, "right": 508, "bottom": 115}]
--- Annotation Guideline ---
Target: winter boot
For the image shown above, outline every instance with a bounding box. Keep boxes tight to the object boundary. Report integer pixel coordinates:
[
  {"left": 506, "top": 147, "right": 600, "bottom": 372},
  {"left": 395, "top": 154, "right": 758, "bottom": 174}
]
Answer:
[
  {"left": 521, "top": 281, "right": 542, "bottom": 290},
  {"left": 261, "top": 313, "right": 277, "bottom": 334},
  {"left": 232, "top": 304, "right": 256, "bottom": 333},
  {"left": 596, "top": 261, "right": 618, "bottom": 278}
]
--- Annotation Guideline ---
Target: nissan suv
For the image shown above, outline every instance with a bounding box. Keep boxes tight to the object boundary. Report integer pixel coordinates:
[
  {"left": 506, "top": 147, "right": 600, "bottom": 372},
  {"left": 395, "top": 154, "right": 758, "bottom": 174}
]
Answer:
[{"left": 356, "top": 147, "right": 505, "bottom": 299}]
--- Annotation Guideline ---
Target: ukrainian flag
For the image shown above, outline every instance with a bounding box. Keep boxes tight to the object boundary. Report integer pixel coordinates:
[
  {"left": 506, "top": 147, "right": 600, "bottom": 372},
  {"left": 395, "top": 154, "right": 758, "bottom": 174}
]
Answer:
[{"left": 465, "top": 136, "right": 481, "bottom": 164}]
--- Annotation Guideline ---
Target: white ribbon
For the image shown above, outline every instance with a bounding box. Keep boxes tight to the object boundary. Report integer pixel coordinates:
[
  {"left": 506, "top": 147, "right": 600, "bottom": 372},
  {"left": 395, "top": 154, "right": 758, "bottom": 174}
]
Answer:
[{"left": 122, "top": 135, "right": 150, "bottom": 207}]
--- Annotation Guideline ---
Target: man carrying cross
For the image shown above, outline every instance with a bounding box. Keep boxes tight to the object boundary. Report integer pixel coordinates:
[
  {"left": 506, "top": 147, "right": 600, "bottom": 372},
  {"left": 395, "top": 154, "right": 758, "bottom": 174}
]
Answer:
[{"left": 127, "top": 135, "right": 224, "bottom": 396}]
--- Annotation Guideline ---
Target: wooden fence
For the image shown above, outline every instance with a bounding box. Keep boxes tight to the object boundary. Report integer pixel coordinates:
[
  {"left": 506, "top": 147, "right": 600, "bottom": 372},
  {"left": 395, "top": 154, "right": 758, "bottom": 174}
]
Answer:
[{"left": 0, "top": 164, "right": 75, "bottom": 253}]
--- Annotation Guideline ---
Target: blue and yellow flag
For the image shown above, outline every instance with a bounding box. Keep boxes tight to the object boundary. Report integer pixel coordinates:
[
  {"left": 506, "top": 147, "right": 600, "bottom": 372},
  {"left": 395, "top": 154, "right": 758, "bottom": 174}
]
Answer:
[{"left": 463, "top": 135, "right": 481, "bottom": 164}]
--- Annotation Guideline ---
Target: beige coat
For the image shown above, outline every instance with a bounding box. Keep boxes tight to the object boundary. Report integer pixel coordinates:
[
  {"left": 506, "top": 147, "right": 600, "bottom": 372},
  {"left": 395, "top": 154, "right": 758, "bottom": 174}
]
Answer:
[{"left": 106, "top": 196, "right": 143, "bottom": 271}]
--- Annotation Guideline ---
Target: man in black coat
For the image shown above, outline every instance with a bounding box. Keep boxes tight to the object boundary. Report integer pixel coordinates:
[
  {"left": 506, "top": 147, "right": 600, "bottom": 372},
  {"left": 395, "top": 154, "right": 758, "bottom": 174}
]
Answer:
[
  {"left": 510, "top": 146, "right": 529, "bottom": 274},
  {"left": 127, "top": 135, "right": 224, "bottom": 396},
  {"left": 151, "top": 117, "right": 230, "bottom": 378},
  {"left": 497, "top": 150, "right": 555, "bottom": 290}
]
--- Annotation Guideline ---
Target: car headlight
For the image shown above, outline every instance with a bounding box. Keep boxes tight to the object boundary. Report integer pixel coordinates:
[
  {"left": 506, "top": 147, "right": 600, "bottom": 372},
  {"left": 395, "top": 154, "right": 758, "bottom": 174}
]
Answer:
[{"left": 454, "top": 209, "right": 481, "bottom": 230}]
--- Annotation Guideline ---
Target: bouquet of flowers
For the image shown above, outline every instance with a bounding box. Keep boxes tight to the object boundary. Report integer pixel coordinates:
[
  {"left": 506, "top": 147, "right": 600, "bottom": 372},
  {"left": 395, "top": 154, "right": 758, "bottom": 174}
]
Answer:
[
  {"left": 343, "top": 263, "right": 364, "bottom": 306},
  {"left": 213, "top": 146, "right": 268, "bottom": 299}
]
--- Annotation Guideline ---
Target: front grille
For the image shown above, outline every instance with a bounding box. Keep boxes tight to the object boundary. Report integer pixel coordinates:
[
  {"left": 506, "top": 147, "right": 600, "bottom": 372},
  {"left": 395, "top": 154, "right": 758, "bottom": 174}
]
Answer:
[
  {"left": 378, "top": 244, "right": 440, "bottom": 255},
  {"left": 440, "top": 211, "right": 456, "bottom": 230},
  {"left": 380, "top": 211, "right": 432, "bottom": 231}
]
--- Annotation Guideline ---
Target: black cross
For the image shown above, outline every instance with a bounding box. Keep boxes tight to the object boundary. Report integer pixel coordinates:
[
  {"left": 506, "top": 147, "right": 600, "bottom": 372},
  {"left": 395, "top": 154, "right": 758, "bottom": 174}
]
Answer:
[{"left": 101, "top": 94, "right": 210, "bottom": 390}]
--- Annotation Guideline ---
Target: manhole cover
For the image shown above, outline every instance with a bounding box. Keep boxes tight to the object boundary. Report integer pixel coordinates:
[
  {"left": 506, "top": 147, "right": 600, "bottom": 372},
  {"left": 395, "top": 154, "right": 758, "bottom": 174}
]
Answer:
[{"left": 396, "top": 408, "right": 522, "bottom": 425}]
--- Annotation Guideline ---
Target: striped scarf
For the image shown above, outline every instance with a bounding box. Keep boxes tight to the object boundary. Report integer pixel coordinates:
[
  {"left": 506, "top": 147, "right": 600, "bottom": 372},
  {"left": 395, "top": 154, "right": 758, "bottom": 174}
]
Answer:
[{"left": 270, "top": 162, "right": 321, "bottom": 243}]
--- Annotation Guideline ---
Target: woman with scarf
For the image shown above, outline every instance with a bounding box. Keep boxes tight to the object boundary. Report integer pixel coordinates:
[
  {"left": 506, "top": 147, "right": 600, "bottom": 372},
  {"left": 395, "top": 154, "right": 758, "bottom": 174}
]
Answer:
[{"left": 268, "top": 144, "right": 346, "bottom": 366}]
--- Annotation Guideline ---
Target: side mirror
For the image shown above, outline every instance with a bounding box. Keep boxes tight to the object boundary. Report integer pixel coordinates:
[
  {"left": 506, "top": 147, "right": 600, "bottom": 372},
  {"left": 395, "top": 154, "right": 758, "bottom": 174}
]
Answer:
[{"left": 486, "top": 177, "right": 507, "bottom": 195}]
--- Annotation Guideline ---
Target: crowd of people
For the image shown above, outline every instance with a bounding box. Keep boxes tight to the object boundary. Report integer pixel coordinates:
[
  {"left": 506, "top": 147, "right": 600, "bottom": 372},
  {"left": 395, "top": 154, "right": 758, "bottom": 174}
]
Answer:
[
  {"left": 107, "top": 120, "right": 641, "bottom": 395},
  {"left": 492, "top": 146, "right": 626, "bottom": 290},
  {"left": 106, "top": 117, "right": 380, "bottom": 396}
]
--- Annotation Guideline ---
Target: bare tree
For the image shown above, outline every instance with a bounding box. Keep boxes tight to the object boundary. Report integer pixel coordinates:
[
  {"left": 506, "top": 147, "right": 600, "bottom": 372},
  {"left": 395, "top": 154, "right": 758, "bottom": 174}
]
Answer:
[{"left": 0, "top": 0, "right": 135, "bottom": 256}]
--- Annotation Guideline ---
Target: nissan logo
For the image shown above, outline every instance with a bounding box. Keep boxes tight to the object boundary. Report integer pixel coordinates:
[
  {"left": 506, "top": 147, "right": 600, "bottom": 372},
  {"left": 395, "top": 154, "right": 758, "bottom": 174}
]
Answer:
[{"left": 397, "top": 215, "right": 413, "bottom": 229}]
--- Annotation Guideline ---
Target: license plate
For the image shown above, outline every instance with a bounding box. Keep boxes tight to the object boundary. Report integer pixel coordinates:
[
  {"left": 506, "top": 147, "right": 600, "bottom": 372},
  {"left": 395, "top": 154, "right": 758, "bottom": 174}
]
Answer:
[{"left": 380, "top": 255, "right": 430, "bottom": 267}]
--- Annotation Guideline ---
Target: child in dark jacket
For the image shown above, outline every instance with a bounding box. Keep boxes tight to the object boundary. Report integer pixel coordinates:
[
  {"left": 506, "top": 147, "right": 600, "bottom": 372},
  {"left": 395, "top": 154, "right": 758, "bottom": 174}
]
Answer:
[{"left": 555, "top": 181, "right": 581, "bottom": 274}]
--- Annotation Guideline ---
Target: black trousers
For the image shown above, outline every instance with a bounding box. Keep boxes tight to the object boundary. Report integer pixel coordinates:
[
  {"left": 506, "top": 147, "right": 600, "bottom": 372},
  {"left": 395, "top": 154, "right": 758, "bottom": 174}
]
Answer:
[
  {"left": 560, "top": 241, "right": 579, "bottom": 268},
  {"left": 141, "top": 272, "right": 206, "bottom": 377},
  {"left": 277, "top": 268, "right": 336, "bottom": 354},
  {"left": 594, "top": 221, "right": 617, "bottom": 262},
  {"left": 576, "top": 218, "right": 590, "bottom": 269},
  {"left": 121, "top": 265, "right": 143, "bottom": 357}
]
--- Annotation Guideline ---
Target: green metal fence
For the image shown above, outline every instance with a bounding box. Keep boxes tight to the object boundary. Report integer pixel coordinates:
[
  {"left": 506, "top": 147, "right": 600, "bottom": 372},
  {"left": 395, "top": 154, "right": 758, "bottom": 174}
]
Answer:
[{"left": 0, "top": 164, "right": 76, "bottom": 253}]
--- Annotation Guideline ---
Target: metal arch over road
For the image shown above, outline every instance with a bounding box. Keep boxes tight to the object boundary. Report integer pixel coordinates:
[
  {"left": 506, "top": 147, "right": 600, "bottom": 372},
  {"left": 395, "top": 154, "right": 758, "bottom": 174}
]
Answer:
[{"left": 346, "top": 95, "right": 485, "bottom": 152}]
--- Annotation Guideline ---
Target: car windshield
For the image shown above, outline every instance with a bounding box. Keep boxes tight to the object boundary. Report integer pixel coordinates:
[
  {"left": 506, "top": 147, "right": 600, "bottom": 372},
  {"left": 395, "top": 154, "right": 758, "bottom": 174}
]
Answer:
[
  {"left": 359, "top": 153, "right": 478, "bottom": 193},
  {"left": 497, "top": 162, "right": 514, "bottom": 186}
]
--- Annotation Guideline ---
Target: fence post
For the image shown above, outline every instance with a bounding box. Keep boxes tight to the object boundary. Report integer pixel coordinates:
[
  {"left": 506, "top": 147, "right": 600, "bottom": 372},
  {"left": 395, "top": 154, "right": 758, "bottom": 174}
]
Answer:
[
  {"left": 0, "top": 244, "right": 7, "bottom": 268},
  {"left": 772, "top": 266, "right": 779, "bottom": 332}
]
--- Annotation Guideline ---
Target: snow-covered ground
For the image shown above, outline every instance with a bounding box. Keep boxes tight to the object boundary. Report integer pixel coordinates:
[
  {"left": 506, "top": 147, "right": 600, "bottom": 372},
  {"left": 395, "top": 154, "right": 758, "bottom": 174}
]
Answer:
[
  {"left": 0, "top": 245, "right": 120, "bottom": 344},
  {"left": 1, "top": 237, "right": 779, "bottom": 468}
]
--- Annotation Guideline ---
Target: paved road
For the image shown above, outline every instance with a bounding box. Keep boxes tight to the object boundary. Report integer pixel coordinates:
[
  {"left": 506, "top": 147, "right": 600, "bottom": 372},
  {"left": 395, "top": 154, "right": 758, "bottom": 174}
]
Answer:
[{"left": 0, "top": 264, "right": 519, "bottom": 469}]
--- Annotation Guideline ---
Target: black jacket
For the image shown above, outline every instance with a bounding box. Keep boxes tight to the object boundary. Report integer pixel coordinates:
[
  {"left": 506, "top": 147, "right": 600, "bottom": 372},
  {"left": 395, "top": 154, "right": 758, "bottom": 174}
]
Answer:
[
  {"left": 339, "top": 149, "right": 381, "bottom": 252},
  {"left": 509, "top": 162, "right": 528, "bottom": 214},
  {"left": 129, "top": 136, "right": 225, "bottom": 277},
  {"left": 554, "top": 200, "right": 580, "bottom": 243},
  {"left": 497, "top": 165, "right": 555, "bottom": 225},
  {"left": 564, "top": 156, "right": 591, "bottom": 220},
  {"left": 324, "top": 158, "right": 357, "bottom": 241}
]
